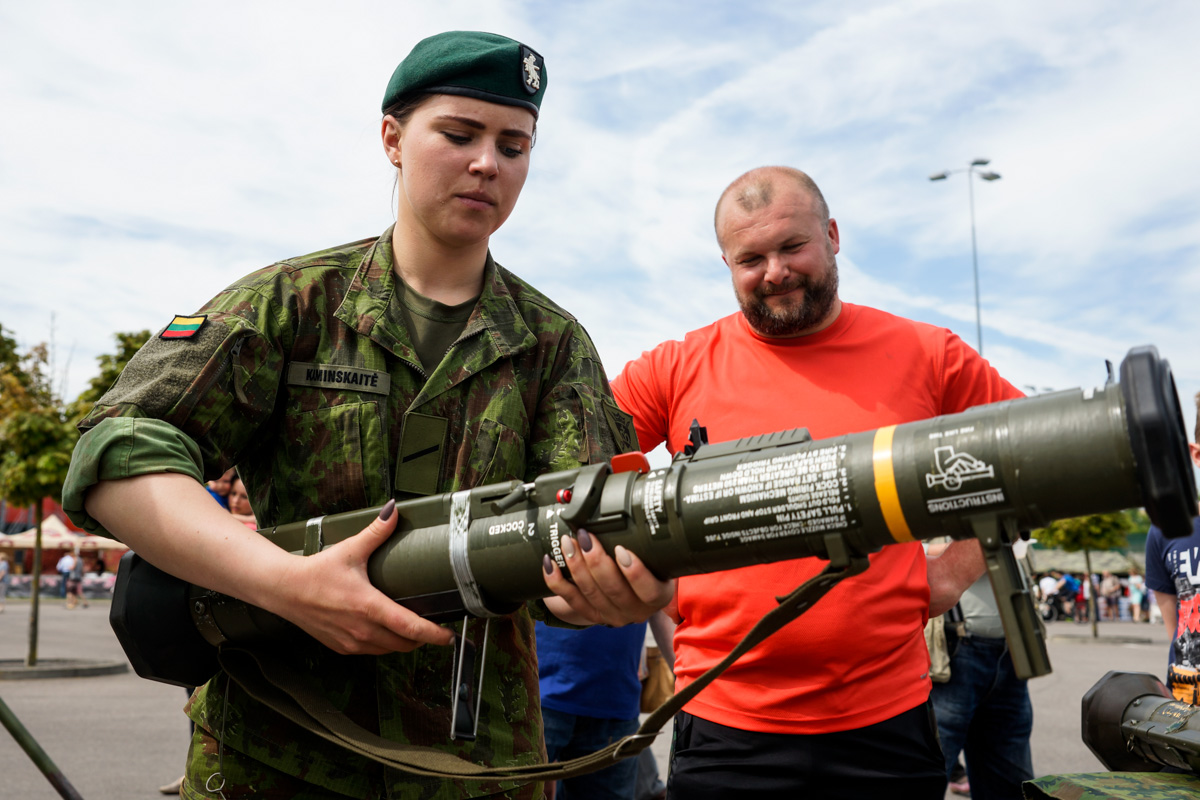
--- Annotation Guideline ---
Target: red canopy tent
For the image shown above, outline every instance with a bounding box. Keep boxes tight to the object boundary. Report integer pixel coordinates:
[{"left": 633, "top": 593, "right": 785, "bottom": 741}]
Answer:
[{"left": 0, "top": 514, "right": 128, "bottom": 573}]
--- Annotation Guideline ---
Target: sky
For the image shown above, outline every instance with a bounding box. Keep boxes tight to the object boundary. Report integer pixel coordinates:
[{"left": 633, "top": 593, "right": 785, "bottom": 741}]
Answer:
[{"left": 2, "top": 1, "right": 1198, "bottom": 466}]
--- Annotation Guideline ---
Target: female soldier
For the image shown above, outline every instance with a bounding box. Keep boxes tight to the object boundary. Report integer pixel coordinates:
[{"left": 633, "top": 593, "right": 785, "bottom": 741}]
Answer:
[{"left": 63, "top": 32, "right": 671, "bottom": 800}]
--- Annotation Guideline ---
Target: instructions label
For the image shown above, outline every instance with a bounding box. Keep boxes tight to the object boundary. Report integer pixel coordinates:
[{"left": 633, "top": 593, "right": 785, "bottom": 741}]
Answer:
[
  {"left": 921, "top": 422, "right": 1007, "bottom": 515},
  {"left": 680, "top": 444, "right": 859, "bottom": 549}
]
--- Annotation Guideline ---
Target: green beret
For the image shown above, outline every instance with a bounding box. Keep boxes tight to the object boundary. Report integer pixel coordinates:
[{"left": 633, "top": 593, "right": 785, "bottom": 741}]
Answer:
[{"left": 382, "top": 31, "right": 547, "bottom": 118}]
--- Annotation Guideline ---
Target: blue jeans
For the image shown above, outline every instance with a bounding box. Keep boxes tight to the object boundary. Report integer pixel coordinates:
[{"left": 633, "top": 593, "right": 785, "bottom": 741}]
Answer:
[
  {"left": 930, "top": 631, "right": 1034, "bottom": 800},
  {"left": 542, "top": 707, "right": 639, "bottom": 800}
]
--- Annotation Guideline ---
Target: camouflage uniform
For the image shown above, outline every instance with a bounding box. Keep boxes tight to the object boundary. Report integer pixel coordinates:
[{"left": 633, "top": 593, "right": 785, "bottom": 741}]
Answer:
[
  {"left": 1023, "top": 771, "right": 1200, "bottom": 799},
  {"left": 63, "top": 226, "right": 637, "bottom": 799}
]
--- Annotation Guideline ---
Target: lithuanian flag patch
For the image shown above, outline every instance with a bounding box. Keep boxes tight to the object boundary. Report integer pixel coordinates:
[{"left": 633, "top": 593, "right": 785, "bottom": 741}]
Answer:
[{"left": 160, "top": 315, "right": 207, "bottom": 340}]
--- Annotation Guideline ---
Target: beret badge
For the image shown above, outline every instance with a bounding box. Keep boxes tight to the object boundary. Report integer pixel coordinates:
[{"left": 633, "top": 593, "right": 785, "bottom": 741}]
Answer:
[{"left": 520, "top": 45, "right": 543, "bottom": 95}]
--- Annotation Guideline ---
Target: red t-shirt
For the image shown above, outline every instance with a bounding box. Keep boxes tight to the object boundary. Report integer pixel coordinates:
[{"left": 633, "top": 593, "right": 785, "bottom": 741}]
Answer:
[{"left": 611, "top": 303, "right": 1021, "bottom": 734}]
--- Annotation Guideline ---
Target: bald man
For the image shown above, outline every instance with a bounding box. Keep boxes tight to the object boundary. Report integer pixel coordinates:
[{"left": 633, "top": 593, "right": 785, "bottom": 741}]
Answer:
[{"left": 612, "top": 167, "right": 1023, "bottom": 798}]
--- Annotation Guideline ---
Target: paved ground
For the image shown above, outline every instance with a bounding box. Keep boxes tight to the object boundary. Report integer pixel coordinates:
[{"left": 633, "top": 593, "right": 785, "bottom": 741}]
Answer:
[{"left": 0, "top": 600, "right": 1177, "bottom": 799}]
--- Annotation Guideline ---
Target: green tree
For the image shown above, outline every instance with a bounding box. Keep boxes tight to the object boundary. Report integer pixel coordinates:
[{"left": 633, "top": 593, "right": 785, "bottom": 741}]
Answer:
[
  {"left": 1126, "top": 507, "right": 1152, "bottom": 538},
  {"left": 0, "top": 324, "right": 28, "bottom": 525},
  {"left": 1034, "top": 511, "right": 1134, "bottom": 638},
  {"left": 66, "top": 329, "right": 151, "bottom": 423},
  {"left": 0, "top": 341, "right": 78, "bottom": 666},
  {"left": 0, "top": 339, "right": 53, "bottom": 421},
  {"left": 0, "top": 323, "right": 22, "bottom": 378}
]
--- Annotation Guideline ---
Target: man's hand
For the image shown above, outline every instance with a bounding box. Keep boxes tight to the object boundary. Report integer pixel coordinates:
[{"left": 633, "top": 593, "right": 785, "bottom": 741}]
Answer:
[
  {"left": 268, "top": 499, "right": 455, "bottom": 655},
  {"left": 542, "top": 529, "right": 675, "bottom": 627}
]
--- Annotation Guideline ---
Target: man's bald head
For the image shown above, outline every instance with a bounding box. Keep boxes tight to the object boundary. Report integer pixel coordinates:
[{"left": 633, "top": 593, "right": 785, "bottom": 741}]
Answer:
[{"left": 714, "top": 166, "right": 830, "bottom": 249}]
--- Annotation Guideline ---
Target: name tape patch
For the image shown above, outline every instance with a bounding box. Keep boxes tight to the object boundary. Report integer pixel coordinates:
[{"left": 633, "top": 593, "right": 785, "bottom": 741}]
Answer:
[{"left": 287, "top": 362, "right": 390, "bottom": 395}]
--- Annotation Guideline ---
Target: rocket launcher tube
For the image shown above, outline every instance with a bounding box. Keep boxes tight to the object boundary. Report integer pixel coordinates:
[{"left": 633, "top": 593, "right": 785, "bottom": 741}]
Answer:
[{"left": 113, "top": 346, "right": 1198, "bottom": 688}]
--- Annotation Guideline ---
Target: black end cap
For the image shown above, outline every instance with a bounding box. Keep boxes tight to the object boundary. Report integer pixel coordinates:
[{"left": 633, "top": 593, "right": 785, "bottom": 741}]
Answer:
[
  {"left": 1119, "top": 346, "right": 1198, "bottom": 537},
  {"left": 1081, "top": 670, "right": 1170, "bottom": 771},
  {"left": 110, "top": 551, "right": 220, "bottom": 688}
]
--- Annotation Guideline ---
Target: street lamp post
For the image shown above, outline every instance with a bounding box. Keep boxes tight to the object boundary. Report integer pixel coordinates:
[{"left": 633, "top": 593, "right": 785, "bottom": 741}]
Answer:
[{"left": 930, "top": 159, "right": 1002, "bottom": 355}]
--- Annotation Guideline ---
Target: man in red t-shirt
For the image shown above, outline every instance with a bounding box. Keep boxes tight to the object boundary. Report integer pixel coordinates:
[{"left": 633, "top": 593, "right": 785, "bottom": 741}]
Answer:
[{"left": 611, "top": 166, "right": 1021, "bottom": 799}]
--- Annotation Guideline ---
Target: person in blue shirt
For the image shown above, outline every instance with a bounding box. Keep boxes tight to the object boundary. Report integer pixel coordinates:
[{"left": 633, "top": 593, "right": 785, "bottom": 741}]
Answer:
[
  {"left": 1145, "top": 391, "right": 1200, "bottom": 699},
  {"left": 536, "top": 612, "right": 675, "bottom": 799},
  {"left": 204, "top": 467, "right": 234, "bottom": 509},
  {"left": 1055, "top": 571, "right": 1081, "bottom": 621}
]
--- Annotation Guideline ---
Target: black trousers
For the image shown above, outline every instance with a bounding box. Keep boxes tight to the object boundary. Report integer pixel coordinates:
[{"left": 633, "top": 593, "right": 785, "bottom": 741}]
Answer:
[{"left": 667, "top": 702, "right": 946, "bottom": 800}]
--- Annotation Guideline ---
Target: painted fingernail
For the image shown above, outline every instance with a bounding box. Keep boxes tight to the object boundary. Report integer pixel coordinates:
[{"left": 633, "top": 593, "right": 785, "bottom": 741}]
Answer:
[
  {"left": 378, "top": 499, "right": 396, "bottom": 522},
  {"left": 562, "top": 537, "right": 577, "bottom": 559},
  {"left": 578, "top": 530, "right": 593, "bottom": 553},
  {"left": 615, "top": 545, "right": 633, "bottom": 568},
  {"left": 543, "top": 555, "right": 554, "bottom": 575}
]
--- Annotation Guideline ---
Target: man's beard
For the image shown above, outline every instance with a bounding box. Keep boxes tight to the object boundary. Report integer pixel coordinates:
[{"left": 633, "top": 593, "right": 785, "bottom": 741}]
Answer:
[{"left": 736, "top": 258, "right": 840, "bottom": 337}]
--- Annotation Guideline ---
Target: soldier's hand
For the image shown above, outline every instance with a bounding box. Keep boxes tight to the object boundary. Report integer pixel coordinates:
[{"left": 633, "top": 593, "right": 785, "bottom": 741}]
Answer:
[
  {"left": 270, "top": 499, "right": 455, "bottom": 655},
  {"left": 542, "top": 529, "right": 675, "bottom": 627}
]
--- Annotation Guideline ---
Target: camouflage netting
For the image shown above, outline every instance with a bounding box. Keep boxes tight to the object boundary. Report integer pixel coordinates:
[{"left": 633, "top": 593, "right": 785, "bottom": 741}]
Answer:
[{"left": 1024, "top": 771, "right": 1200, "bottom": 799}]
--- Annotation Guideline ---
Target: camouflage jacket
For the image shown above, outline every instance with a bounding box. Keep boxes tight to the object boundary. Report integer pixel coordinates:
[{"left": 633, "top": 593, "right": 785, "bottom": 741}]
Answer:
[{"left": 63, "top": 227, "right": 637, "bottom": 799}]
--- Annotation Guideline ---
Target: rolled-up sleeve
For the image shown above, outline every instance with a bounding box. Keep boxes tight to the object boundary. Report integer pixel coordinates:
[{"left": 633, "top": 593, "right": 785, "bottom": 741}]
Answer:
[{"left": 62, "top": 417, "right": 205, "bottom": 536}]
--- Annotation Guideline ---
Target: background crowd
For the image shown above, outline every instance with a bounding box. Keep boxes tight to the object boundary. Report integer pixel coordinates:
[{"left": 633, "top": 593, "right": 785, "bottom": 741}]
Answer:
[{"left": 1033, "top": 569, "right": 1158, "bottom": 625}]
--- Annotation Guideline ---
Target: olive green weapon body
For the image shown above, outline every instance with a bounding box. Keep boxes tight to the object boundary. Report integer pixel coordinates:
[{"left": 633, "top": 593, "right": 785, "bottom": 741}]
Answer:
[
  {"left": 111, "top": 346, "right": 1197, "bottom": 691},
  {"left": 1083, "top": 671, "right": 1200, "bottom": 775}
]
